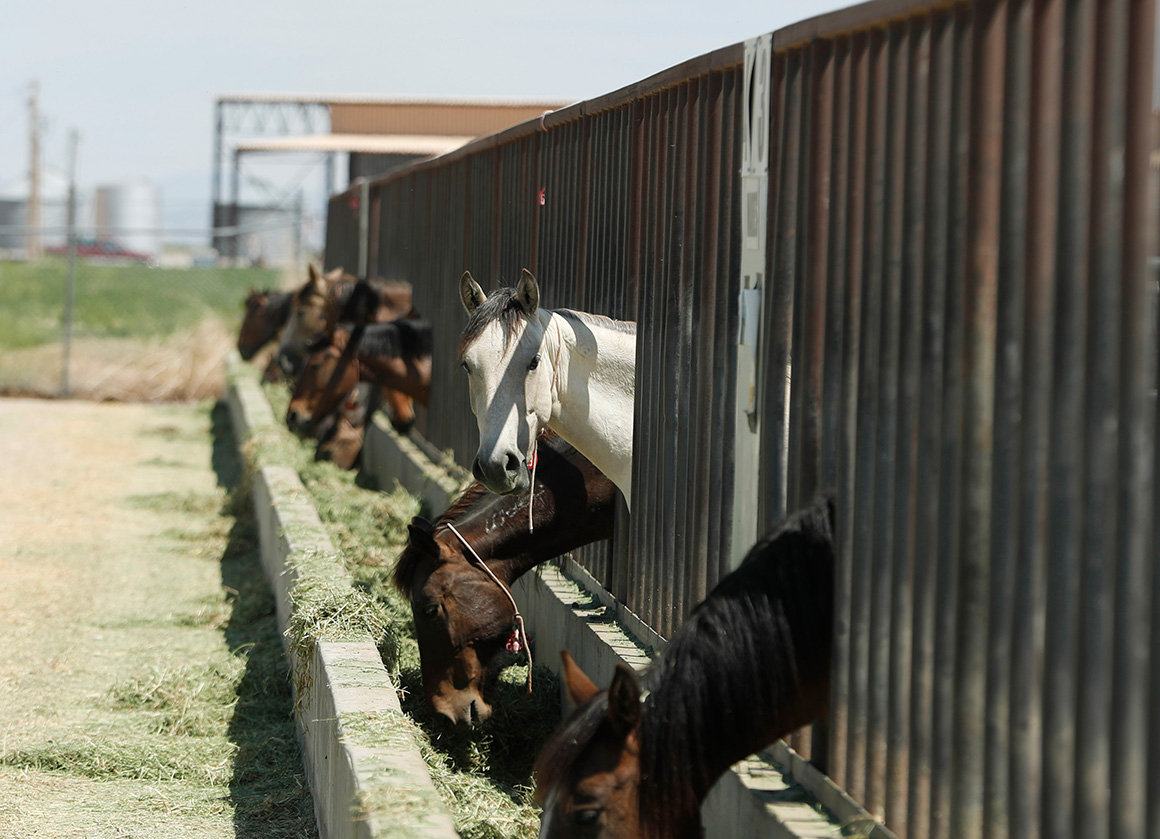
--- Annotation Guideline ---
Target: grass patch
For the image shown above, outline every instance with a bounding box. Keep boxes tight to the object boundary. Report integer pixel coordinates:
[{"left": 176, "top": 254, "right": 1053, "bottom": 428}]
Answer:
[
  {"left": 123, "top": 490, "right": 224, "bottom": 515},
  {"left": 0, "top": 259, "right": 280, "bottom": 351}
]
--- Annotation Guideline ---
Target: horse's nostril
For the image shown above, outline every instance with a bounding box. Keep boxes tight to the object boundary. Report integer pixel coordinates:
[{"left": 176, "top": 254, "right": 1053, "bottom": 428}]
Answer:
[
  {"left": 472, "top": 459, "right": 486, "bottom": 482},
  {"left": 504, "top": 452, "right": 521, "bottom": 475}
]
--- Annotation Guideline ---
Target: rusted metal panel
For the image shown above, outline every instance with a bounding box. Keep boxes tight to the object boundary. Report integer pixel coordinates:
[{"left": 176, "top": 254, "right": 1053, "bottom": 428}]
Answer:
[{"left": 321, "top": 0, "right": 1159, "bottom": 835}]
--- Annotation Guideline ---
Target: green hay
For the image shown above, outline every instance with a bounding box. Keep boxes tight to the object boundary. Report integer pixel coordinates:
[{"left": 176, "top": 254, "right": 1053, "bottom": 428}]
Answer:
[{"left": 247, "top": 378, "right": 562, "bottom": 838}]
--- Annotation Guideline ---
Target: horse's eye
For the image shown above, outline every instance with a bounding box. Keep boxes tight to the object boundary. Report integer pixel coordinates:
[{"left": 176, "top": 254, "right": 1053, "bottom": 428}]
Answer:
[
  {"left": 573, "top": 808, "right": 601, "bottom": 827},
  {"left": 461, "top": 360, "right": 469, "bottom": 374},
  {"left": 528, "top": 354, "right": 540, "bottom": 372},
  {"left": 422, "top": 604, "right": 440, "bottom": 620}
]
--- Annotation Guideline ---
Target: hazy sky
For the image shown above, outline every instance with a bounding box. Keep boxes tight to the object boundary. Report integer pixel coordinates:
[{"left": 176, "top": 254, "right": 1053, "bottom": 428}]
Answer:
[{"left": 2, "top": 0, "right": 849, "bottom": 238}]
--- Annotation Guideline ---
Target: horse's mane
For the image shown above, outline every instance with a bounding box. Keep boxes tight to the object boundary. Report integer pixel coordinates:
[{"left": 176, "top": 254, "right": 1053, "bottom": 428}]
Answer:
[
  {"left": 336, "top": 278, "right": 380, "bottom": 324},
  {"left": 390, "top": 430, "right": 567, "bottom": 594},
  {"left": 457, "top": 286, "right": 635, "bottom": 360},
  {"left": 356, "top": 319, "right": 434, "bottom": 360},
  {"left": 264, "top": 290, "right": 293, "bottom": 326},
  {"left": 556, "top": 308, "right": 636, "bottom": 336},
  {"left": 536, "top": 495, "right": 835, "bottom": 838}
]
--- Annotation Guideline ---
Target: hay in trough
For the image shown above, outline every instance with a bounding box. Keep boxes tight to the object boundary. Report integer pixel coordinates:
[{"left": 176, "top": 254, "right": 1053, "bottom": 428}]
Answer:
[{"left": 253, "top": 377, "right": 564, "bottom": 838}]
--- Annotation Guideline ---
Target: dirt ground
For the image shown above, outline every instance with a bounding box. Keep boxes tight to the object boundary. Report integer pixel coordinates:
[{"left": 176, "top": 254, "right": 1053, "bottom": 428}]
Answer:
[{"left": 0, "top": 397, "right": 312, "bottom": 838}]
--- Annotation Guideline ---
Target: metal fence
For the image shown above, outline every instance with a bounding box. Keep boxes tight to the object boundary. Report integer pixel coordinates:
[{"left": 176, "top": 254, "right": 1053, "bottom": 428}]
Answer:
[{"left": 325, "top": 0, "right": 1160, "bottom": 836}]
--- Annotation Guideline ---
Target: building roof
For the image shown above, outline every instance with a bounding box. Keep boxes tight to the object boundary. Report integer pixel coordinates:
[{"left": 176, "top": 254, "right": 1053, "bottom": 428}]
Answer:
[
  {"left": 218, "top": 93, "right": 573, "bottom": 108},
  {"left": 234, "top": 133, "right": 474, "bottom": 156}
]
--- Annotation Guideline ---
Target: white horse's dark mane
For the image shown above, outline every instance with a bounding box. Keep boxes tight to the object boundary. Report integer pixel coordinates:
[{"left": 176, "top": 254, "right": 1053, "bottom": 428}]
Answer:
[
  {"left": 555, "top": 308, "right": 636, "bottom": 336},
  {"left": 458, "top": 285, "right": 636, "bottom": 360}
]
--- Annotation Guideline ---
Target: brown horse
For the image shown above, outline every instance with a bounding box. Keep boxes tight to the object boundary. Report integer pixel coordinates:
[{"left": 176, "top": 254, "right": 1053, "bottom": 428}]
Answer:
[
  {"left": 392, "top": 431, "right": 617, "bottom": 728},
  {"left": 286, "top": 319, "right": 433, "bottom": 436},
  {"left": 276, "top": 264, "right": 413, "bottom": 376},
  {"left": 315, "top": 415, "right": 364, "bottom": 469},
  {"left": 237, "top": 288, "right": 293, "bottom": 361},
  {"left": 314, "top": 383, "right": 379, "bottom": 469},
  {"left": 535, "top": 495, "right": 835, "bottom": 839}
]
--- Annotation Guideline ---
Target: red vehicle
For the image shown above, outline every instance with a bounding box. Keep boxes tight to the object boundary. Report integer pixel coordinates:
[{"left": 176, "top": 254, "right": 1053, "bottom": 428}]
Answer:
[{"left": 46, "top": 238, "right": 154, "bottom": 265}]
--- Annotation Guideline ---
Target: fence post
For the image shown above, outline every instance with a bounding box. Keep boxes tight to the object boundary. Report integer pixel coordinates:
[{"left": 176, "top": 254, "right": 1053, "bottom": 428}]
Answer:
[
  {"left": 60, "top": 128, "right": 79, "bottom": 399},
  {"left": 730, "top": 34, "right": 773, "bottom": 570},
  {"left": 357, "top": 178, "right": 370, "bottom": 279}
]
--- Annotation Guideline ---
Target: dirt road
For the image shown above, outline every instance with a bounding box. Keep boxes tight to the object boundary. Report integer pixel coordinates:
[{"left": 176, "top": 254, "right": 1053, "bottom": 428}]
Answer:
[{"left": 0, "top": 397, "right": 314, "bottom": 838}]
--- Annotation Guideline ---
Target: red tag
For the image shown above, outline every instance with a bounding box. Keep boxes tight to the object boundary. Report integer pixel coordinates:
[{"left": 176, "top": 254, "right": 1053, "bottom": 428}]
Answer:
[
  {"left": 527, "top": 449, "right": 538, "bottom": 470},
  {"left": 538, "top": 188, "right": 546, "bottom": 206},
  {"left": 506, "top": 630, "right": 524, "bottom": 654}
]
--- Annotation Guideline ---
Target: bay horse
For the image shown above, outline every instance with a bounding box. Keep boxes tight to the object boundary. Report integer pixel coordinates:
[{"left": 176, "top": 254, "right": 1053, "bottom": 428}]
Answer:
[
  {"left": 277, "top": 264, "right": 414, "bottom": 376},
  {"left": 237, "top": 288, "right": 293, "bottom": 361},
  {"left": 314, "top": 383, "right": 379, "bottom": 469},
  {"left": 392, "top": 430, "right": 617, "bottom": 728},
  {"left": 459, "top": 270, "right": 636, "bottom": 506},
  {"left": 286, "top": 319, "right": 433, "bottom": 436},
  {"left": 535, "top": 495, "right": 835, "bottom": 839}
]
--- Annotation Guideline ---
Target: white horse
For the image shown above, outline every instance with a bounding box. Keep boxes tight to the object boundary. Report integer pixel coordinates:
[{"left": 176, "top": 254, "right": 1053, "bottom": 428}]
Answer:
[{"left": 458, "top": 269, "right": 636, "bottom": 507}]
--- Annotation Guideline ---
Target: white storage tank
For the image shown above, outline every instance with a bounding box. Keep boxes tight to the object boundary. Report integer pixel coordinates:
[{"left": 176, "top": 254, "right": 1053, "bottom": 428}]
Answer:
[
  {"left": 0, "top": 171, "right": 71, "bottom": 251},
  {"left": 95, "top": 180, "right": 161, "bottom": 258}
]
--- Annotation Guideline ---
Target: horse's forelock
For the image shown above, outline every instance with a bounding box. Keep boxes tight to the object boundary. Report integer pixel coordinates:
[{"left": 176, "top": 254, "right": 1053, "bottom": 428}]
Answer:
[
  {"left": 534, "top": 691, "right": 612, "bottom": 802},
  {"left": 456, "top": 286, "right": 535, "bottom": 360}
]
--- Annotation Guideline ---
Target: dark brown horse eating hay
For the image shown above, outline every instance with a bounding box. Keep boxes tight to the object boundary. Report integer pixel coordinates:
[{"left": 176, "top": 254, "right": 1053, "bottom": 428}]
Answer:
[
  {"left": 237, "top": 288, "right": 293, "bottom": 361},
  {"left": 285, "top": 319, "right": 434, "bottom": 437},
  {"left": 392, "top": 431, "right": 617, "bottom": 728},
  {"left": 535, "top": 495, "right": 835, "bottom": 839}
]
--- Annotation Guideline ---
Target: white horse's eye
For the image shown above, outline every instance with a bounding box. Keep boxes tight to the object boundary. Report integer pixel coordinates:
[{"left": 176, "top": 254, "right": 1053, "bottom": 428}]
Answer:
[
  {"left": 461, "top": 360, "right": 469, "bottom": 374},
  {"left": 528, "top": 354, "right": 540, "bottom": 372}
]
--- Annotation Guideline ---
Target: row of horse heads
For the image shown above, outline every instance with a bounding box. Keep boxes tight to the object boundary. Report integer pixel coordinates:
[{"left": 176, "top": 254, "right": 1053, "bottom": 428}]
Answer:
[
  {"left": 236, "top": 264, "right": 434, "bottom": 468},
  {"left": 237, "top": 267, "right": 836, "bottom": 839}
]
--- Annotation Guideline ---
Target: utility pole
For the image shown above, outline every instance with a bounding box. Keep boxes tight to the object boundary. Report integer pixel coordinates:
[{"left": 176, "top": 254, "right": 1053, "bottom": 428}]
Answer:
[
  {"left": 61, "top": 129, "right": 79, "bottom": 398},
  {"left": 292, "top": 189, "right": 303, "bottom": 280},
  {"left": 27, "top": 80, "right": 41, "bottom": 261}
]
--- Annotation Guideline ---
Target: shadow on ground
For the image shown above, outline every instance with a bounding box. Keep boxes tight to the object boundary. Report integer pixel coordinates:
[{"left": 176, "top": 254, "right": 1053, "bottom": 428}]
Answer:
[{"left": 211, "top": 401, "right": 318, "bottom": 839}]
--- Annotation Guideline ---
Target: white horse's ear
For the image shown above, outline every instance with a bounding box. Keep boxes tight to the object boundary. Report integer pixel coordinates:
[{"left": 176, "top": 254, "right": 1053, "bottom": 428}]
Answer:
[
  {"left": 515, "top": 268, "right": 539, "bottom": 315},
  {"left": 460, "top": 271, "right": 487, "bottom": 315}
]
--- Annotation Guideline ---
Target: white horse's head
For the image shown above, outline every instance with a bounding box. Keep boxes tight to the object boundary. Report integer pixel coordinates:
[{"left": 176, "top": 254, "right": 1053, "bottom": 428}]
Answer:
[{"left": 458, "top": 269, "right": 555, "bottom": 495}]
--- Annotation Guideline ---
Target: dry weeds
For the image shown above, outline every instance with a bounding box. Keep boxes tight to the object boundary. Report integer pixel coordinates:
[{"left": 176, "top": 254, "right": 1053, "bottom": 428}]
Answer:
[{"left": 0, "top": 317, "right": 233, "bottom": 402}]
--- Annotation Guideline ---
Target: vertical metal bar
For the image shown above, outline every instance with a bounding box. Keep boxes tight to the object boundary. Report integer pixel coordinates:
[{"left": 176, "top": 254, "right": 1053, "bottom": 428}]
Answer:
[
  {"left": 1110, "top": 0, "right": 1157, "bottom": 835},
  {"left": 850, "top": 25, "right": 888, "bottom": 814},
  {"left": 687, "top": 73, "right": 713, "bottom": 613},
  {"left": 982, "top": 0, "right": 1031, "bottom": 837},
  {"left": 1007, "top": 1, "right": 1062, "bottom": 835},
  {"left": 1075, "top": 0, "right": 1131, "bottom": 834},
  {"left": 908, "top": 12, "right": 955, "bottom": 839},
  {"left": 1041, "top": 0, "right": 1095, "bottom": 834},
  {"left": 765, "top": 45, "right": 802, "bottom": 538},
  {"left": 837, "top": 28, "right": 869, "bottom": 802},
  {"left": 886, "top": 16, "right": 928, "bottom": 835},
  {"left": 802, "top": 36, "right": 836, "bottom": 770},
  {"left": 929, "top": 8, "right": 971, "bottom": 838},
  {"left": 949, "top": 4, "right": 1004, "bottom": 838},
  {"left": 714, "top": 65, "right": 742, "bottom": 587},
  {"left": 866, "top": 20, "right": 907, "bottom": 818},
  {"left": 786, "top": 43, "right": 816, "bottom": 761}
]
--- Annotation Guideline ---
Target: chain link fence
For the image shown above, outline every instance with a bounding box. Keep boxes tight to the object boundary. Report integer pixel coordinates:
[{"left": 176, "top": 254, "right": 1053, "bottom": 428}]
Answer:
[{"left": 0, "top": 222, "right": 303, "bottom": 401}]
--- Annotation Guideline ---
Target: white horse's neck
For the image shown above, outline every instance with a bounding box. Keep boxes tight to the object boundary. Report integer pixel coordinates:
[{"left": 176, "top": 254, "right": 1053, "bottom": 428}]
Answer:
[{"left": 543, "top": 310, "right": 636, "bottom": 507}]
